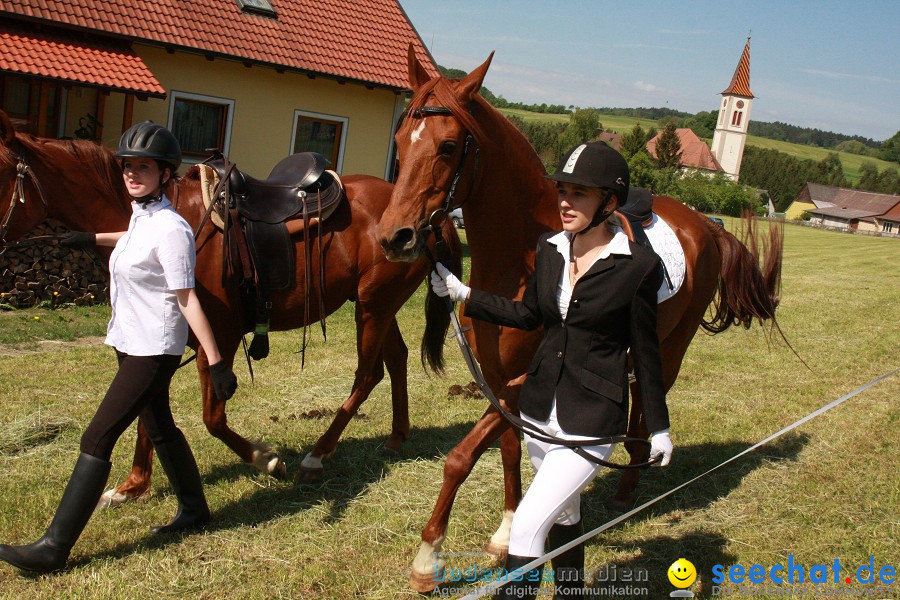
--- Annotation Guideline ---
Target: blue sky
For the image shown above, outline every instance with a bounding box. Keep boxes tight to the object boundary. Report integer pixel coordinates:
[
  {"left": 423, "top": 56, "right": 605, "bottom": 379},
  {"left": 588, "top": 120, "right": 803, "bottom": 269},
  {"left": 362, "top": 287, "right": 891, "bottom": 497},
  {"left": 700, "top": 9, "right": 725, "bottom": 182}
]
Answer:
[{"left": 398, "top": 0, "right": 899, "bottom": 142}]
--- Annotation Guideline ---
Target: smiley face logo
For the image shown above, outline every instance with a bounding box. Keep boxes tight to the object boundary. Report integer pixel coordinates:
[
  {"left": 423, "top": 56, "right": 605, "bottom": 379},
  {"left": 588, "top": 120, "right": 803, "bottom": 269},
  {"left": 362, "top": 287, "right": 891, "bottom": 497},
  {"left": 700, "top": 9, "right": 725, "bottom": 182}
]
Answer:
[{"left": 667, "top": 558, "right": 697, "bottom": 588}]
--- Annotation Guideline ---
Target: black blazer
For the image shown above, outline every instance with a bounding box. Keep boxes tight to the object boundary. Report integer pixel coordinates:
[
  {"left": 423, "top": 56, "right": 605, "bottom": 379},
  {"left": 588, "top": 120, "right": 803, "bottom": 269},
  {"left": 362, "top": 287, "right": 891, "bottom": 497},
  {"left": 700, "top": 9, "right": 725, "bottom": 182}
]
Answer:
[{"left": 465, "top": 231, "right": 669, "bottom": 438}]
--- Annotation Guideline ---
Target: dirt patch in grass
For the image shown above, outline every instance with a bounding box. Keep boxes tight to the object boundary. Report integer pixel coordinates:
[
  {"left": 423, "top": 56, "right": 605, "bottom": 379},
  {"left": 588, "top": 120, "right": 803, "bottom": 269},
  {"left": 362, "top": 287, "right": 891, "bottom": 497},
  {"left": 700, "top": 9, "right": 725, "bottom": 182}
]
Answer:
[{"left": 0, "top": 335, "right": 106, "bottom": 357}]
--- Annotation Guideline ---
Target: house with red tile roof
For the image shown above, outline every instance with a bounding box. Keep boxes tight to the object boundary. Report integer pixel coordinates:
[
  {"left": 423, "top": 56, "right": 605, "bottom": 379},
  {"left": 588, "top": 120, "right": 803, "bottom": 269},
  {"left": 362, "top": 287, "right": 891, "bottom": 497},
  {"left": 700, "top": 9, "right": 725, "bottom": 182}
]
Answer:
[
  {"left": 646, "top": 128, "right": 724, "bottom": 175},
  {"left": 0, "top": 0, "right": 437, "bottom": 178},
  {"left": 788, "top": 183, "right": 900, "bottom": 235}
]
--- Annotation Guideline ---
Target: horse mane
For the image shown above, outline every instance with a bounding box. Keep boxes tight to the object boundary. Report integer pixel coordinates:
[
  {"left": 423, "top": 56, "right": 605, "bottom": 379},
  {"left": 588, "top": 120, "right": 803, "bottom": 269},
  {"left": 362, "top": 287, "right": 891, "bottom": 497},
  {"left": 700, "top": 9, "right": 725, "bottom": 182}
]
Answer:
[{"left": 3, "top": 132, "right": 125, "bottom": 200}]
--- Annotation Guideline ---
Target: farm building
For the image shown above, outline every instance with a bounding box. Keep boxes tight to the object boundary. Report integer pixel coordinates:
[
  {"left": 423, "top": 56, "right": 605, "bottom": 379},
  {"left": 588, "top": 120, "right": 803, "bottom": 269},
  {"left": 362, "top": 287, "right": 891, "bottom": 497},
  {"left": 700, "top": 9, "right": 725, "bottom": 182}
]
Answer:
[
  {"left": 789, "top": 183, "right": 900, "bottom": 234},
  {"left": 646, "top": 128, "right": 725, "bottom": 176},
  {"left": 0, "top": 0, "right": 437, "bottom": 179}
]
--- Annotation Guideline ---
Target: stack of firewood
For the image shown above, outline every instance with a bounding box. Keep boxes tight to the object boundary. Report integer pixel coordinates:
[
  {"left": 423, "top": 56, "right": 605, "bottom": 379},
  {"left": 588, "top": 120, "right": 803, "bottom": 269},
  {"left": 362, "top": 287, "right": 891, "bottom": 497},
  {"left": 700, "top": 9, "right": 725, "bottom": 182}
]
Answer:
[{"left": 0, "top": 220, "right": 109, "bottom": 308}]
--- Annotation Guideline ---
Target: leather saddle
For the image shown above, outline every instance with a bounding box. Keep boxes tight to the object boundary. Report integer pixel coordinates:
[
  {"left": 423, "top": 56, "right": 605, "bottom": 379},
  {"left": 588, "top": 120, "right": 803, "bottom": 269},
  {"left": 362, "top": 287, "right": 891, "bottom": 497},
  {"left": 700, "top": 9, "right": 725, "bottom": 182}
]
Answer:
[
  {"left": 205, "top": 152, "right": 344, "bottom": 293},
  {"left": 615, "top": 186, "right": 654, "bottom": 250}
]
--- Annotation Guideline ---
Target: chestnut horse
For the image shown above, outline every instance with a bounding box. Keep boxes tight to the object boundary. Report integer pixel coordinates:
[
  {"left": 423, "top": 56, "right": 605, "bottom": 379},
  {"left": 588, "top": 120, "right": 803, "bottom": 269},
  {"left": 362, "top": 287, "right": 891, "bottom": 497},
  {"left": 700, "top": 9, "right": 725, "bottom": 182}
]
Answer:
[
  {"left": 376, "top": 50, "right": 783, "bottom": 591},
  {"left": 0, "top": 109, "right": 461, "bottom": 504}
]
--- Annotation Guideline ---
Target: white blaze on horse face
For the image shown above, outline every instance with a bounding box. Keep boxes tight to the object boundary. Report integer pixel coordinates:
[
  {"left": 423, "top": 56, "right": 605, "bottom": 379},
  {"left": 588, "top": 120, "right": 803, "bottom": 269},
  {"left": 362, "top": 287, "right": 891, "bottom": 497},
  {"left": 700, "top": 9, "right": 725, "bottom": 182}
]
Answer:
[{"left": 410, "top": 119, "right": 427, "bottom": 144}]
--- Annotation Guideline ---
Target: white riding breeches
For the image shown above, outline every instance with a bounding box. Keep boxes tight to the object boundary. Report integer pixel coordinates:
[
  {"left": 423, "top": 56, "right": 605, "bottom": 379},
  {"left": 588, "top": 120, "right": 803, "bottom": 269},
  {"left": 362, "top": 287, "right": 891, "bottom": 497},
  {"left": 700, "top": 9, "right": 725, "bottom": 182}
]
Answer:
[{"left": 507, "top": 403, "right": 615, "bottom": 557}]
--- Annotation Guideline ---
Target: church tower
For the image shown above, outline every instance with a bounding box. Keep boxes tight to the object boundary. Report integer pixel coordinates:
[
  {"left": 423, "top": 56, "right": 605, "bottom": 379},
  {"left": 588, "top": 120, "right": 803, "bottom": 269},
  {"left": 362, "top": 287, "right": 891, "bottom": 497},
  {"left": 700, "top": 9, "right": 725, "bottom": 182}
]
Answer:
[{"left": 711, "top": 37, "right": 753, "bottom": 181}]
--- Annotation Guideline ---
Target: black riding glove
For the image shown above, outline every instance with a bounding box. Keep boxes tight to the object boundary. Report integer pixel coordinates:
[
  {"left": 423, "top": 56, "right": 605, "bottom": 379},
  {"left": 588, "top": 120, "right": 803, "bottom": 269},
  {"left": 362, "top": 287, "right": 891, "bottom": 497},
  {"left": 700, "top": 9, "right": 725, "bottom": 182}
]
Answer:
[
  {"left": 209, "top": 361, "right": 238, "bottom": 400},
  {"left": 59, "top": 231, "right": 96, "bottom": 248}
]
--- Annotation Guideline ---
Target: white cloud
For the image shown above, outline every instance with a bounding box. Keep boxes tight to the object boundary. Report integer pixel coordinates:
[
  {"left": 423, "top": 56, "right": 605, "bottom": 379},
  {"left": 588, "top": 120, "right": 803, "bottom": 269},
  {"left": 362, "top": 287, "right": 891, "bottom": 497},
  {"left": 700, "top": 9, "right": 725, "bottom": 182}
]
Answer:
[{"left": 634, "top": 81, "right": 663, "bottom": 93}]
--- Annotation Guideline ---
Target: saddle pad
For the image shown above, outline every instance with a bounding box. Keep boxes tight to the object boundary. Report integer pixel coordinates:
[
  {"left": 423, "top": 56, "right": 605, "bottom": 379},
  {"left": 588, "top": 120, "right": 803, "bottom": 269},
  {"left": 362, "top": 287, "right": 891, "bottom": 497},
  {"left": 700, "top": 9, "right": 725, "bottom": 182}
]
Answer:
[
  {"left": 644, "top": 214, "right": 686, "bottom": 304},
  {"left": 199, "top": 165, "right": 225, "bottom": 229}
]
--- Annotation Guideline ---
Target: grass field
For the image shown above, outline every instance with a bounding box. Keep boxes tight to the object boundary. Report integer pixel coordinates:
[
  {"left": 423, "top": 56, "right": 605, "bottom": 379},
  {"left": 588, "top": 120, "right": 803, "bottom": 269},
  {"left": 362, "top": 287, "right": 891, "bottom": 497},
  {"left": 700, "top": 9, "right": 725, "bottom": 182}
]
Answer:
[
  {"left": 498, "top": 108, "right": 898, "bottom": 185},
  {"left": 0, "top": 223, "right": 897, "bottom": 598}
]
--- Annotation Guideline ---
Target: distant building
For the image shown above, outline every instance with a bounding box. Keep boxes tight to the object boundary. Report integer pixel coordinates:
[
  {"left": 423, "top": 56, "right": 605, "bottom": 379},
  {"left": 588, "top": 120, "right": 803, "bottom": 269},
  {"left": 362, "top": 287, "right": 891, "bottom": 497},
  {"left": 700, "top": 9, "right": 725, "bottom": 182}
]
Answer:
[
  {"left": 789, "top": 183, "right": 900, "bottom": 234},
  {"left": 646, "top": 128, "right": 724, "bottom": 175},
  {"left": 711, "top": 38, "right": 753, "bottom": 181}
]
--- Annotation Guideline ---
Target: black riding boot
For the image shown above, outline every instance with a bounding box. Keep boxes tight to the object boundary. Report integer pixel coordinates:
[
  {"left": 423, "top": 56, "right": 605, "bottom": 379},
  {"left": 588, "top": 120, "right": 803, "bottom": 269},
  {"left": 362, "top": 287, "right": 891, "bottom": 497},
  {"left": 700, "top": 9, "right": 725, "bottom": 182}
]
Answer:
[
  {"left": 548, "top": 521, "right": 585, "bottom": 599},
  {"left": 493, "top": 554, "right": 544, "bottom": 600},
  {"left": 0, "top": 453, "right": 111, "bottom": 573},
  {"left": 150, "top": 432, "right": 210, "bottom": 534}
]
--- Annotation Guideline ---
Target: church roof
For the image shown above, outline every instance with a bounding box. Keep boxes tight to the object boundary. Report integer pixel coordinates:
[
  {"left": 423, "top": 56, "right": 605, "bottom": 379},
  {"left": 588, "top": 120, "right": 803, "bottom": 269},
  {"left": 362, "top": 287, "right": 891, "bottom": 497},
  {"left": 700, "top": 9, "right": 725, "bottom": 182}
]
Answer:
[
  {"left": 722, "top": 38, "right": 754, "bottom": 98},
  {"left": 646, "top": 128, "right": 723, "bottom": 172}
]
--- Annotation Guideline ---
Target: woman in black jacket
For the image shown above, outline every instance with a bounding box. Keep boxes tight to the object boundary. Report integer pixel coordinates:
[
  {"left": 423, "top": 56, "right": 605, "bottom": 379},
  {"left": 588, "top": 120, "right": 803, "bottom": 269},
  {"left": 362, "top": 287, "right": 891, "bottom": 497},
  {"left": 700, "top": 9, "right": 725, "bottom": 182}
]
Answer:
[{"left": 432, "top": 142, "right": 673, "bottom": 600}]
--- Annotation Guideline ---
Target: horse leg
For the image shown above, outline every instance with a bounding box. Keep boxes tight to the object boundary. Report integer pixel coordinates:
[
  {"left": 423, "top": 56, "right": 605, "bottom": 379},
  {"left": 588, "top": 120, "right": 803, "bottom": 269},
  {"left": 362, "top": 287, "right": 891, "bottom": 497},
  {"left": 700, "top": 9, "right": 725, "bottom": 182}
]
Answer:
[
  {"left": 410, "top": 377, "right": 522, "bottom": 593},
  {"left": 482, "top": 426, "right": 522, "bottom": 560},
  {"left": 612, "top": 316, "right": 698, "bottom": 510},
  {"left": 380, "top": 317, "right": 409, "bottom": 455},
  {"left": 98, "top": 419, "right": 154, "bottom": 508},
  {"left": 297, "top": 303, "right": 389, "bottom": 482},
  {"left": 198, "top": 345, "right": 287, "bottom": 479}
]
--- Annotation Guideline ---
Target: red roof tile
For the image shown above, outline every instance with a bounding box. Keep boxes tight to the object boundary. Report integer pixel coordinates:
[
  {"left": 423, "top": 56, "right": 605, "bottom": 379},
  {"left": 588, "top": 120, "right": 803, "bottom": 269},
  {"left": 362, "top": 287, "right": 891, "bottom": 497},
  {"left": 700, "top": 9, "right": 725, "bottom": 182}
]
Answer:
[
  {"left": 0, "top": 0, "right": 438, "bottom": 90},
  {"left": 722, "top": 38, "right": 753, "bottom": 98},
  {"left": 646, "top": 128, "right": 723, "bottom": 172},
  {"left": 0, "top": 21, "right": 166, "bottom": 96},
  {"left": 806, "top": 183, "right": 900, "bottom": 216}
]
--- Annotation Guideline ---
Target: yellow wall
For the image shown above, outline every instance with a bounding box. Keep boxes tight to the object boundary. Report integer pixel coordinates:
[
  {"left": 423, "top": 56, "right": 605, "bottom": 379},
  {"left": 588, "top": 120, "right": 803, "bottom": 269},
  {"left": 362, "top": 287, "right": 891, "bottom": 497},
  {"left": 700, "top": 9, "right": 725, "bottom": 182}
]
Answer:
[
  {"left": 105, "top": 46, "right": 401, "bottom": 178},
  {"left": 785, "top": 200, "right": 814, "bottom": 220}
]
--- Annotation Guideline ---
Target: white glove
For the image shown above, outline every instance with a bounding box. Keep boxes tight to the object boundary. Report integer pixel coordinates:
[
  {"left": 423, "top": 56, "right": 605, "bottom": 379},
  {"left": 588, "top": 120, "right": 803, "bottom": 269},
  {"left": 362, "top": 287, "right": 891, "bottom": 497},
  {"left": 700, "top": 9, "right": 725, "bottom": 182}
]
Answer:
[
  {"left": 649, "top": 429, "right": 673, "bottom": 467},
  {"left": 430, "top": 262, "right": 471, "bottom": 302}
]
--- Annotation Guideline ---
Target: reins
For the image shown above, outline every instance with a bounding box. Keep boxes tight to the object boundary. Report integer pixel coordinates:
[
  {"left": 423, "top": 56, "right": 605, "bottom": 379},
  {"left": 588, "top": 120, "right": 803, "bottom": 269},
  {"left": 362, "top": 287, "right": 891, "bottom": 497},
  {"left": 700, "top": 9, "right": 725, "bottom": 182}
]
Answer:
[
  {"left": 411, "top": 101, "right": 657, "bottom": 470},
  {"left": 423, "top": 222, "right": 658, "bottom": 471}
]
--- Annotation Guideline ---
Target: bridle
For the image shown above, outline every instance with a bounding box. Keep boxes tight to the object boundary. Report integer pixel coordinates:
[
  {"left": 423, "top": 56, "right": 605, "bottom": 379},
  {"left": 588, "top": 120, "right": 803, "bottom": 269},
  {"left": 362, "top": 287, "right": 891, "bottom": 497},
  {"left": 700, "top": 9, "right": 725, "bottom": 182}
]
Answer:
[
  {"left": 0, "top": 150, "right": 50, "bottom": 256},
  {"left": 401, "top": 105, "right": 480, "bottom": 229}
]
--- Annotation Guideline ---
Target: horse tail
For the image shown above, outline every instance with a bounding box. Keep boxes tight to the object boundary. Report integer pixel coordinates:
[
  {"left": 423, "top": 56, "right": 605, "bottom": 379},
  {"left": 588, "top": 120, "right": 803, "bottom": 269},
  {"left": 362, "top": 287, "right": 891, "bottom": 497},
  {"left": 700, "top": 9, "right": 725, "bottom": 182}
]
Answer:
[
  {"left": 421, "top": 221, "right": 463, "bottom": 373},
  {"left": 702, "top": 214, "right": 784, "bottom": 334}
]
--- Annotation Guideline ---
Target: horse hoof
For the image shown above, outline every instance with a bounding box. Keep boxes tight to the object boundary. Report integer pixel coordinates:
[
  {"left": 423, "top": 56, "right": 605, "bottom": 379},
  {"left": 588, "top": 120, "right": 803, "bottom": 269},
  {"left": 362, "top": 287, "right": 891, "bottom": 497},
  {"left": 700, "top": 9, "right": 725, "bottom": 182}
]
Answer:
[
  {"left": 409, "top": 569, "right": 440, "bottom": 593},
  {"left": 295, "top": 466, "right": 323, "bottom": 484},
  {"left": 482, "top": 541, "right": 508, "bottom": 562},
  {"left": 607, "top": 498, "right": 633, "bottom": 514},
  {"left": 270, "top": 458, "right": 287, "bottom": 480},
  {"left": 97, "top": 487, "right": 149, "bottom": 509}
]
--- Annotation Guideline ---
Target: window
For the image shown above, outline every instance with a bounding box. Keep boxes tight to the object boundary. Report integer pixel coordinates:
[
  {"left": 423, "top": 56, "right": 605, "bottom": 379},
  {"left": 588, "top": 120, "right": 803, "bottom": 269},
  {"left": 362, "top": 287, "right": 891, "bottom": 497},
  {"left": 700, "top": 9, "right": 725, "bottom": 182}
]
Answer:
[
  {"left": 291, "top": 110, "right": 348, "bottom": 172},
  {"left": 168, "top": 91, "right": 234, "bottom": 160},
  {"left": 236, "top": 0, "right": 276, "bottom": 17},
  {"left": 883, "top": 222, "right": 894, "bottom": 233},
  {"left": 731, "top": 111, "right": 743, "bottom": 127},
  {"left": 0, "top": 75, "right": 62, "bottom": 137}
]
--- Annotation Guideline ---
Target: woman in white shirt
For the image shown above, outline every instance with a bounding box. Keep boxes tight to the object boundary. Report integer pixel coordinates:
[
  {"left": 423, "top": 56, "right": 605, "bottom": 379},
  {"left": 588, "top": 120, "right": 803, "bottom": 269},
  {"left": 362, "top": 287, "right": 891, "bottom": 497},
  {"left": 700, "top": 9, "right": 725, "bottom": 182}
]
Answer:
[{"left": 0, "top": 122, "right": 237, "bottom": 574}]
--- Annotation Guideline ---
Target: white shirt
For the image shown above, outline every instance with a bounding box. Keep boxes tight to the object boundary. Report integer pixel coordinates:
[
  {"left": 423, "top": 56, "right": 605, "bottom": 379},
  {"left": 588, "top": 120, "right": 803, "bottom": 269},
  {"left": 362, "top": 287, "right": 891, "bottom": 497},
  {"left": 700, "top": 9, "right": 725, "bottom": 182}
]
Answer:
[
  {"left": 548, "top": 228, "right": 631, "bottom": 320},
  {"left": 105, "top": 196, "right": 196, "bottom": 356}
]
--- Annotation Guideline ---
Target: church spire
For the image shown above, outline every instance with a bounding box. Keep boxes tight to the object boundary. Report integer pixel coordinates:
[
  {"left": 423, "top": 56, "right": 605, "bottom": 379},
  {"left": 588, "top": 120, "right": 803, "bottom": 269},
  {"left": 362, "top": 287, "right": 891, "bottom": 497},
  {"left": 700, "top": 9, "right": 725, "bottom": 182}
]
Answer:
[{"left": 722, "top": 37, "right": 754, "bottom": 98}]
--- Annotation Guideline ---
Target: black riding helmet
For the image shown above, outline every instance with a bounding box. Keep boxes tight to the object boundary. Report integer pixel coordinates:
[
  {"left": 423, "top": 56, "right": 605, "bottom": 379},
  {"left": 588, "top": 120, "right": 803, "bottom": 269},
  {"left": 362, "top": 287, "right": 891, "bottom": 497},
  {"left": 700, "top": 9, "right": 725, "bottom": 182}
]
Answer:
[
  {"left": 114, "top": 121, "right": 182, "bottom": 173},
  {"left": 546, "top": 141, "right": 629, "bottom": 231},
  {"left": 114, "top": 121, "right": 182, "bottom": 204}
]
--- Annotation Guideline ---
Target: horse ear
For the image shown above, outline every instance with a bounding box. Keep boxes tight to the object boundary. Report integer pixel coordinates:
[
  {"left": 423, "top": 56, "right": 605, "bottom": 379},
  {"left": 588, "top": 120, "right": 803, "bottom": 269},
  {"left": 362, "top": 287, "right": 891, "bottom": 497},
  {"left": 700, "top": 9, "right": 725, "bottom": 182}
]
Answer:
[
  {"left": 408, "top": 42, "right": 433, "bottom": 89},
  {"left": 457, "top": 52, "right": 495, "bottom": 101},
  {"left": 0, "top": 110, "right": 15, "bottom": 146}
]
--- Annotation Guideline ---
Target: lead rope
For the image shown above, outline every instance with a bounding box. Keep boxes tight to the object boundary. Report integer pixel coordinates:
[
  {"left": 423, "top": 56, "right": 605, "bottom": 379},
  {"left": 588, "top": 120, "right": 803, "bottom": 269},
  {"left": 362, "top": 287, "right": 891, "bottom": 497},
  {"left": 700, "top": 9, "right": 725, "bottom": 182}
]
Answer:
[{"left": 422, "top": 225, "right": 659, "bottom": 470}]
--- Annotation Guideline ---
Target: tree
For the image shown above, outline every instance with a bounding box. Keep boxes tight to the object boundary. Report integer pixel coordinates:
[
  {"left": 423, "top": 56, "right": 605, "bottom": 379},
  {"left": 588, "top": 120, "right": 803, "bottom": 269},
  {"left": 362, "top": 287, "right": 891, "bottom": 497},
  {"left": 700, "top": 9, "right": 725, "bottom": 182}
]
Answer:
[
  {"left": 654, "top": 120, "right": 682, "bottom": 169},
  {"left": 620, "top": 122, "right": 649, "bottom": 158},
  {"left": 557, "top": 109, "right": 602, "bottom": 156},
  {"left": 879, "top": 131, "right": 900, "bottom": 163}
]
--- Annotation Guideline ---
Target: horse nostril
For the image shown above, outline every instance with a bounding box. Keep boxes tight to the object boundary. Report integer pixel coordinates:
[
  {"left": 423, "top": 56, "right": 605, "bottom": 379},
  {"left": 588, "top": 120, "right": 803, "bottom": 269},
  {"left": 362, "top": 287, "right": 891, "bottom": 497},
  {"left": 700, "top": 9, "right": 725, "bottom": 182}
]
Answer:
[{"left": 393, "top": 227, "right": 416, "bottom": 252}]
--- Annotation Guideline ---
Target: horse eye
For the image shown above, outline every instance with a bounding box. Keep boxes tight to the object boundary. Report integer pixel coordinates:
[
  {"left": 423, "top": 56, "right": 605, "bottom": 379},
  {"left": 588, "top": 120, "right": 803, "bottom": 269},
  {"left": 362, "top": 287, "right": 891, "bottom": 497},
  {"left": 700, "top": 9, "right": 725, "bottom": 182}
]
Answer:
[{"left": 439, "top": 141, "right": 457, "bottom": 156}]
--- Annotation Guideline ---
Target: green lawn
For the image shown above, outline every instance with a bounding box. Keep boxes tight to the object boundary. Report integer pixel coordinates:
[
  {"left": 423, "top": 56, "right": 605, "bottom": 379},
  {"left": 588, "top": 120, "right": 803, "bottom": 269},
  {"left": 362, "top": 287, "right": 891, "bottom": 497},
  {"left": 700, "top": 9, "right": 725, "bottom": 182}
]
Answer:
[{"left": 0, "top": 222, "right": 897, "bottom": 598}]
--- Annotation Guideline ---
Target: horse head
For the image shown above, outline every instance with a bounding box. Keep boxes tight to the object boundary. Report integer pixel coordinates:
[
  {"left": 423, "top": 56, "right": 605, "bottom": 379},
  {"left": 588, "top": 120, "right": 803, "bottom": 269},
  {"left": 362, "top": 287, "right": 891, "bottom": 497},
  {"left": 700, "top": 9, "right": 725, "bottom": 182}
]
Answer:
[
  {"left": 0, "top": 110, "right": 52, "bottom": 248},
  {"left": 0, "top": 109, "right": 130, "bottom": 250},
  {"left": 377, "top": 46, "right": 494, "bottom": 262}
]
